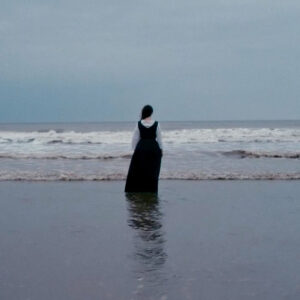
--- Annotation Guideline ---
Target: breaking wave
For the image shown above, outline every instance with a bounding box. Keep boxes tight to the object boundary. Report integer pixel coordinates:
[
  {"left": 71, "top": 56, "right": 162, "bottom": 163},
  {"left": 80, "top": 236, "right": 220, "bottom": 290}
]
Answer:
[
  {"left": 0, "top": 171, "right": 299, "bottom": 181},
  {"left": 0, "top": 153, "right": 132, "bottom": 160},
  {"left": 222, "top": 150, "right": 300, "bottom": 159},
  {"left": 0, "top": 127, "right": 300, "bottom": 145},
  {"left": 1, "top": 150, "right": 299, "bottom": 160}
]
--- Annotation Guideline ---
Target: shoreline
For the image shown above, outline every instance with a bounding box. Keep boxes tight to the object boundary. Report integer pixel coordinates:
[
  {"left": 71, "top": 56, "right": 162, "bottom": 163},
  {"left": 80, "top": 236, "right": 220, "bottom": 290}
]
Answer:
[{"left": 0, "top": 177, "right": 300, "bottom": 182}]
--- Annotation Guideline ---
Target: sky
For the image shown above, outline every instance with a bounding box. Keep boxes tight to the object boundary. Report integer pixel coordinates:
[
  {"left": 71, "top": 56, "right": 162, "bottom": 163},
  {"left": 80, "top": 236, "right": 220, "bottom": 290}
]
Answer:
[{"left": 0, "top": 0, "right": 299, "bottom": 122}]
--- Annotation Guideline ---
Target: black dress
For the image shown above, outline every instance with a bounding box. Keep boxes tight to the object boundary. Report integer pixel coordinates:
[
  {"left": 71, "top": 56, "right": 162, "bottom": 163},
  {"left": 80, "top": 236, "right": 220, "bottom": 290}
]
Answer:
[{"left": 125, "top": 121, "right": 162, "bottom": 193}]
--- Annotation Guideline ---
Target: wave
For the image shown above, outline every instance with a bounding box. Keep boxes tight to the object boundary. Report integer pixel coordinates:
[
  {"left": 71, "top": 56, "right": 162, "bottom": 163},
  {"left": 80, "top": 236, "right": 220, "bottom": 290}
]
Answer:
[
  {"left": 0, "top": 130, "right": 129, "bottom": 145},
  {"left": 1, "top": 149, "right": 299, "bottom": 161},
  {"left": 0, "top": 153, "right": 132, "bottom": 160},
  {"left": 0, "top": 171, "right": 299, "bottom": 181},
  {"left": 46, "top": 140, "right": 103, "bottom": 145},
  {"left": 162, "top": 172, "right": 300, "bottom": 180},
  {"left": 222, "top": 150, "right": 300, "bottom": 159},
  {"left": 1, "top": 150, "right": 299, "bottom": 160},
  {"left": 1, "top": 127, "right": 300, "bottom": 145}
]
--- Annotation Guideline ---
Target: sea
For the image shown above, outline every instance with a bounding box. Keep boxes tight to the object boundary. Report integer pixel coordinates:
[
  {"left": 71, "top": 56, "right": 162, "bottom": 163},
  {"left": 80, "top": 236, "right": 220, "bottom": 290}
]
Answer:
[{"left": 0, "top": 120, "right": 299, "bottom": 181}]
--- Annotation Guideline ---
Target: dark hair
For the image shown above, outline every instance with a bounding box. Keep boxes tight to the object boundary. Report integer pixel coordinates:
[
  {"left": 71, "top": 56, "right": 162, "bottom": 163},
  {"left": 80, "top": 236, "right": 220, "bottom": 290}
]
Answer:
[{"left": 140, "top": 105, "right": 153, "bottom": 120}]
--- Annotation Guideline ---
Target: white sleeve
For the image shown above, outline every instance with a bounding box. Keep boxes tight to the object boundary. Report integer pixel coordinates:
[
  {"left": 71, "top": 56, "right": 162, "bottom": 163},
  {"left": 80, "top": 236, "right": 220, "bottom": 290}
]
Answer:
[
  {"left": 156, "top": 123, "right": 163, "bottom": 150},
  {"left": 131, "top": 123, "right": 140, "bottom": 150}
]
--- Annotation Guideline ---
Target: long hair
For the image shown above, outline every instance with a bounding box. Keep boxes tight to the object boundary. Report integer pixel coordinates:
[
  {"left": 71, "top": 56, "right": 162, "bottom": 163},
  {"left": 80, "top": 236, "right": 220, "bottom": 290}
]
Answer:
[{"left": 140, "top": 105, "right": 153, "bottom": 120}]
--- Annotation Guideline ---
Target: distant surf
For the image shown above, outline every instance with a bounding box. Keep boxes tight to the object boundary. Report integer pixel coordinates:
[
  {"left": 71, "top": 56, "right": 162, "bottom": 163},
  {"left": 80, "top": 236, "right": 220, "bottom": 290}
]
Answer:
[
  {"left": 0, "top": 153, "right": 132, "bottom": 160},
  {"left": 221, "top": 150, "right": 300, "bottom": 159},
  {"left": 0, "top": 127, "right": 299, "bottom": 145},
  {"left": 1, "top": 121, "right": 299, "bottom": 181}
]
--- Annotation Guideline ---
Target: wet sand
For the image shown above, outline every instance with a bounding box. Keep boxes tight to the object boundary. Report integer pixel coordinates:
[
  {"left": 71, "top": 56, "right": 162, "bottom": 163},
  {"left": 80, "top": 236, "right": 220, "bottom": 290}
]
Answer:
[{"left": 0, "top": 181, "right": 300, "bottom": 300}]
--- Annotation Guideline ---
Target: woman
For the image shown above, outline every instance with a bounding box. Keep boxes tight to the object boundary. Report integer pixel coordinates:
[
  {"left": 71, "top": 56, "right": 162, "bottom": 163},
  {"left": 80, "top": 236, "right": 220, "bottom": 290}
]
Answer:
[{"left": 125, "top": 105, "right": 163, "bottom": 193}]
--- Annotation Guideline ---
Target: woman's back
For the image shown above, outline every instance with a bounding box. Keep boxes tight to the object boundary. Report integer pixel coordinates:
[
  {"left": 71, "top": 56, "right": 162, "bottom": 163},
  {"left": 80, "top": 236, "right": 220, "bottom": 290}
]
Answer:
[
  {"left": 138, "top": 120, "right": 158, "bottom": 139},
  {"left": 131, "top": 119, "right": 163, "bottom": 151},
  {"left": 125, "top": 105, "right": 162, "bottom": 193}
]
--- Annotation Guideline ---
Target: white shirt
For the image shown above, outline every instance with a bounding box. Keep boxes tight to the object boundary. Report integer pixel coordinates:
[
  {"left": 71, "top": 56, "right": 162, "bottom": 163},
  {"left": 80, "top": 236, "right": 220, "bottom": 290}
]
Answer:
[{"left": 131, "top": 119, "right": 163, "bottom": 151}]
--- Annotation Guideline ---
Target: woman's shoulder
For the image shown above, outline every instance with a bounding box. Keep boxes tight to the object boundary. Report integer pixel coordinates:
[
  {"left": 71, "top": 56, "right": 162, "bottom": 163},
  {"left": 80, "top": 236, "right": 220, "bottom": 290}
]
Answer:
[{"left": 140, "top": 119, "right": 156, "bottom": 126}]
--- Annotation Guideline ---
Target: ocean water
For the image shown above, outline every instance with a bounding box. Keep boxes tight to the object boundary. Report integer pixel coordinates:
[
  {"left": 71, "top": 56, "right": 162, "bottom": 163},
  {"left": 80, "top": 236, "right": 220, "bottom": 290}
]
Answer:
[{"left": 0, "top": 120, "right": 299, "bottom": 181}]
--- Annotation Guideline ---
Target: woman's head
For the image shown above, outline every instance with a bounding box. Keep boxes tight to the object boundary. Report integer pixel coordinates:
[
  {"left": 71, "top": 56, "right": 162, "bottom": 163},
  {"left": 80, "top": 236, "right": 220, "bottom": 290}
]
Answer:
[{"left": 141, "top": 105, "right": 153, "bottom": 120}]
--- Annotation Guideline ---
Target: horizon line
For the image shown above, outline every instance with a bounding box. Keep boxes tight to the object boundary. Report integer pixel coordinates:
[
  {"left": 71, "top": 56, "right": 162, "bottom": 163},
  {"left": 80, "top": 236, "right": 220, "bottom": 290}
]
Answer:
[{"left": 0, "top": 119, "right": 299, "bottom": 125}]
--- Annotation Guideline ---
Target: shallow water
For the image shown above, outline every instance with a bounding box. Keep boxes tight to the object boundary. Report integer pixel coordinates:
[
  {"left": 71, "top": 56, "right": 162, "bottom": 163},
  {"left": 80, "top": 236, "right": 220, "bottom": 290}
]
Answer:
[{"left": 0, "top": 181, "right": 300, "bottom": 299}]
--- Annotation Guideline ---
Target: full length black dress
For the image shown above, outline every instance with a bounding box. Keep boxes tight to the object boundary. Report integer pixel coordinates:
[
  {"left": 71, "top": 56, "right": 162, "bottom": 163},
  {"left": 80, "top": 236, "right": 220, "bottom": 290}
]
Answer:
[{"left": 125, "top": 121, "right": 162, "bottom": 193}]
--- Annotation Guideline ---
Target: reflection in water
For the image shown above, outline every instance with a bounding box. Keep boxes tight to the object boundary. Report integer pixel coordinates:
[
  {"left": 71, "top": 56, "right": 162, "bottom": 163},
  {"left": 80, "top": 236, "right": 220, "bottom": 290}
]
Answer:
[{"left": 126, "top": 192, "right": 167, "bottom": 298}]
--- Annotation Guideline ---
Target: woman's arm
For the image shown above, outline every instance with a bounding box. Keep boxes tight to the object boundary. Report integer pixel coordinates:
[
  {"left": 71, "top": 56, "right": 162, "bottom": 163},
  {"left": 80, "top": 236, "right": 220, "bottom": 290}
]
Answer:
[
  {"left": 131, "top": 123, "right": 140, "bottom": 150},
  {"left": 156, "top": 123, "right": 163, "bottom": 151}
]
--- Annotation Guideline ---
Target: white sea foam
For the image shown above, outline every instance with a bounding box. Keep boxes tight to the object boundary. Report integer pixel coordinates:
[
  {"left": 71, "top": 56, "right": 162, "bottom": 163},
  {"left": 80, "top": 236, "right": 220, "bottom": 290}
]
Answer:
[
  {"left": 221, "top": 150, "right": 300, "bottom": 159},
  {"left": 0, "top": 127, "right": 299, "bottom": 145},
  {"left": 0, "top": 153, "right": 132, "bottom": 160},
  {"left": 0, "top": 150, "right": 299, "bottom": 160},
  {"left": 0, "top": 130, "right": 130, "bottom": 145},
  {"left": 1, "top": 125, "right": 299, "bottom": 181},
  {"left": 0, "top": 171, "right": 299, "bottom": 181}
]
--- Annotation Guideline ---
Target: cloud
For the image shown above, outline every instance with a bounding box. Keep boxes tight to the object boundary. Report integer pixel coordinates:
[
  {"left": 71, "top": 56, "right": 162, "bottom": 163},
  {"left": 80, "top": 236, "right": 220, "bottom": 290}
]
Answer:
[{"left": 0, "top": 0, "right": 299, "bottom": 121}]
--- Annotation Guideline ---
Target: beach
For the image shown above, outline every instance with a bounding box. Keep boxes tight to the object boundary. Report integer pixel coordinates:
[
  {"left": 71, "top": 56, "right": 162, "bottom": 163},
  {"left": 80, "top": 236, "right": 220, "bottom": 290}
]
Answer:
[
  {"left": 1, "top": 180, "right": 300, "bottom": 300},
  {"left": 2, "top": 0, "right": 300, "bottom": 298}
]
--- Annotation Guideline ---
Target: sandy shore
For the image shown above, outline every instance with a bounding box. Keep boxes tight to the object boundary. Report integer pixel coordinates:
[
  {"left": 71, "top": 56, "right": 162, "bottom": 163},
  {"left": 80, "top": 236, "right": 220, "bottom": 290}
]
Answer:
[{"left": 0, "top": 181, "right": 300, "bottom": 300}]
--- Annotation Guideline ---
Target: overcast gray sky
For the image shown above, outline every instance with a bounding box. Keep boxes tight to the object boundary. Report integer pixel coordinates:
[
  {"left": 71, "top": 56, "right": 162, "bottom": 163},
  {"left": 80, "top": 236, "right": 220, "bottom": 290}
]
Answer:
[{"left": 0, "top": 0, "right": 299, "bottom": 122}]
